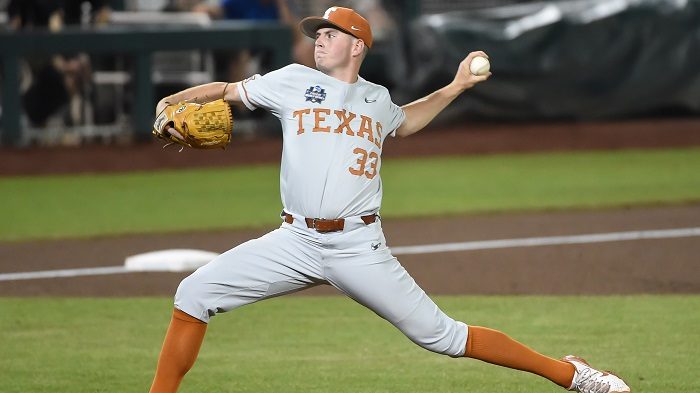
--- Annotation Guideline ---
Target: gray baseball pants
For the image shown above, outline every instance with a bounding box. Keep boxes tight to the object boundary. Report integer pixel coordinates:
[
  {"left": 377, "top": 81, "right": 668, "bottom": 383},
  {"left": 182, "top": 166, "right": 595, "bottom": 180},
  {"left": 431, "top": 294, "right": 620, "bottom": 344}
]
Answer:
[{"left": 175, "top": 215, "right": 468, "bottom": 357}]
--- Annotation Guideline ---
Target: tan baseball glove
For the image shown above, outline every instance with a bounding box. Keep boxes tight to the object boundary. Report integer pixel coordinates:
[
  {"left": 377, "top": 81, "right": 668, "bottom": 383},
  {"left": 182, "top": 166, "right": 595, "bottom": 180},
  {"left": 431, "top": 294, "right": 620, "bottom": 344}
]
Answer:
[{"left": 152, "top": 99, "right": 233, "bottom": 149}]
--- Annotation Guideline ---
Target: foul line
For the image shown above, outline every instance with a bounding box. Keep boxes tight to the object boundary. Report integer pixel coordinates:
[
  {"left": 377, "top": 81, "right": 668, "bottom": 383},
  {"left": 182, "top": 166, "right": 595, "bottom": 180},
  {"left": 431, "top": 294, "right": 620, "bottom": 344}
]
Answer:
[
  {"left": 0, "top": 266, "right": 129, "bottom": 282},
  {"left": 390, "top": 227, "right": 700, "bottom": 255},
  {"left": 1, "top": 227, "right": 699, "bottom": 282}
]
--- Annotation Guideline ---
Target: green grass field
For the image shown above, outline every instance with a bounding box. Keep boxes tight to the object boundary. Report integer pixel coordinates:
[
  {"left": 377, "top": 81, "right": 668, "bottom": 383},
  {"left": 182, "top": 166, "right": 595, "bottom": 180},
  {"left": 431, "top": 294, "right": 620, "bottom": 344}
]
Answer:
[
  {"left": 2, "top": 146, "right": 699, "bottom": 392},
  {"left": 2, "top": 147, "right": 700, "bottom": 241},
  {"left": 0, "top": 295, "right": 697, "bottom": 393}
]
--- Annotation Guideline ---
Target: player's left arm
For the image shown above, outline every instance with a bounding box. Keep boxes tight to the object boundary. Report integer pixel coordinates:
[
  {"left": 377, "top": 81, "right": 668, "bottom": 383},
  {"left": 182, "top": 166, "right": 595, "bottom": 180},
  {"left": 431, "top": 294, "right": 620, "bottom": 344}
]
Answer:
[{"left": 395, "top": 51, "right": 491, "bottom": 138}]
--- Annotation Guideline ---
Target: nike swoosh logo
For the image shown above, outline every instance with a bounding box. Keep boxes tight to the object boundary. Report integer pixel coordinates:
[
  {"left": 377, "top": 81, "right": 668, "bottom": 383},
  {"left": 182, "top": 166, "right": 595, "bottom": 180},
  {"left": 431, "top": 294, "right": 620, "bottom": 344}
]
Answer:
[
  {"left": 364, "top": 98, "right": 376, "bottom": 103},
  {"left": 351, "top": 26, "right": 361, "bottom": 31}
]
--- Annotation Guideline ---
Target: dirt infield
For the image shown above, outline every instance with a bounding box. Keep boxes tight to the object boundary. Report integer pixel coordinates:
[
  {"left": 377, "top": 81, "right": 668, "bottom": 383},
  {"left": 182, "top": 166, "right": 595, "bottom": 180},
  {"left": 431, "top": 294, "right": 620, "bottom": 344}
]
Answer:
[
  {"left": 1, "top": 118, "right": 699, "bottom": 297},
  {"left": 1, "top": 204, "right": 699, "bottom": 297}
]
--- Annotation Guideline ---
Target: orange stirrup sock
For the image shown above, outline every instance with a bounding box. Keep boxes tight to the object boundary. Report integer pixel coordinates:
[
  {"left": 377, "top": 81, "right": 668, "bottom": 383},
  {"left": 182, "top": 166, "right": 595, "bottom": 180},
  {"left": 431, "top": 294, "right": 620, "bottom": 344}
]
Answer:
[
  {"left": 464, "top": 326, "right": 575, "bottom": 388},
  {"left": 149, "top": 309, "right": 208, "bottom": 393}
]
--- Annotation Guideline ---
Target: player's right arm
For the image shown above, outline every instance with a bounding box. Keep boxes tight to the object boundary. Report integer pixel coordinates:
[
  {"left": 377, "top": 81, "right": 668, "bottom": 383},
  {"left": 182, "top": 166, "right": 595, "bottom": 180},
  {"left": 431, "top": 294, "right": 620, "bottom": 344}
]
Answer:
[
  {"left": 395, "top": 51, "right": 490, "bottom": 137},
  {"left": 154, "top": 81, "right": 244, "bottom": 116}
]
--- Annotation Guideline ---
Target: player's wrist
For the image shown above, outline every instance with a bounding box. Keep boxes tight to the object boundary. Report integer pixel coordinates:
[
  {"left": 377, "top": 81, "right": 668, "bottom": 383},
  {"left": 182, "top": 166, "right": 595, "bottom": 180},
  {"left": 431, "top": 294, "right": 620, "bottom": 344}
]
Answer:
[
  {"left": 444, "top": 82, "right": 467, "bottom": 98},
  {"left": 155, "top": 99, "right": 170, "bottom": 116}
]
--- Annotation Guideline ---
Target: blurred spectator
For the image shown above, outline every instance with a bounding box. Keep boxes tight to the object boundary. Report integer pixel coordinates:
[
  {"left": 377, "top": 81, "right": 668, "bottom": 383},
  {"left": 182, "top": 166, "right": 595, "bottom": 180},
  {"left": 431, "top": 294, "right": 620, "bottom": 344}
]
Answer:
[
  {"left": 62, "top": 0, "right": 111, "bottom": 26},
  {"left": 7, "top": 0, "right": 64, "bottom": 31},
  {"left": 128, "top": 0, "right": 169, "bottom": 11},
  {"left": 63, "top": 1, "right": 112, "bottom": 127},
  {"left": 190, "top": 0, "right": 314, "bottom": 81},
  {"left": 194, "top": 0, "right": 282, "bottom": 19},
  {"left": 8, "top": 0, "right": 70, "bottom": 127},
  {"left": 7, "top": 0, "right": 110, "bottom": 129}
]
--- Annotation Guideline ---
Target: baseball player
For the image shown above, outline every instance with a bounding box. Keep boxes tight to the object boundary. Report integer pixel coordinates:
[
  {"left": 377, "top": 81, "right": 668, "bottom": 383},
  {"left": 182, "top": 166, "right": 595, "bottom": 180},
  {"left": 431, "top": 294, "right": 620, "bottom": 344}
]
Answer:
[{"left": 149, "top": 6, "right": 631, "bottom": 393}]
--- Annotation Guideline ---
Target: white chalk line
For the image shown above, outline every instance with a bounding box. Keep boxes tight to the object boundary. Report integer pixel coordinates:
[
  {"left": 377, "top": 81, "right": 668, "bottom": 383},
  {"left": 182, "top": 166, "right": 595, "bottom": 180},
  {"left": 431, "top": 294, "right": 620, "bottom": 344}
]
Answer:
[
  {"left": 390, "top": 227, "right": 700, "bottom": 255},
  {"left": 0, "top": 266, "right": 129, "bottom": 281},
  {"left": 1, "top": 227, "right": 699, "bottom": 282}
]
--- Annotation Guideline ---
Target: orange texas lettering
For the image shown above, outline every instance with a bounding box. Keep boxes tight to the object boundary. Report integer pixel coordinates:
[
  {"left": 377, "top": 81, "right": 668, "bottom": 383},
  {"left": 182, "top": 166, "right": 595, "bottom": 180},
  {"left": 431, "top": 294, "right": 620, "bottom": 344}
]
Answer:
[
  {"left": 374, "top": 122, "right": 383, "bottom": 149},
  {"left": 356, "top": 115, "right": 374, "bottom": 144},
  {"left": 312, "top": 108, "right": 331, "bottom": 133},
  {"left": 334, "top": 109, "right": 356, "bottom": 136},
  {"left": 293, "top": 108, "right": 383, "bottom": 148},
  {"left": 293, "top": 108, "right": 311, "bottom": 135}
]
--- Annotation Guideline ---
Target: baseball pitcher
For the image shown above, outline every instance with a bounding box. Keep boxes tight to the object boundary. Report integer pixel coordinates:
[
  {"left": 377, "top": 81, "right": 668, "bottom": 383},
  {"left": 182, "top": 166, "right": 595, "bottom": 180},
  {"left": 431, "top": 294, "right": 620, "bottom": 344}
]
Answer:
[{"left": 149, "top": 7, "right": 630, "bottom": 393}]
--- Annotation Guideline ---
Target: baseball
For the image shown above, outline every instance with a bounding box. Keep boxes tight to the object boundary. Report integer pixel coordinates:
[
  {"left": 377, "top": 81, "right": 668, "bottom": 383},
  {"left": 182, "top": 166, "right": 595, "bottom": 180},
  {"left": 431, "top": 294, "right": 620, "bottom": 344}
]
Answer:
[{"left": 469, "top": 56, "right": 490, "bottom": 76}]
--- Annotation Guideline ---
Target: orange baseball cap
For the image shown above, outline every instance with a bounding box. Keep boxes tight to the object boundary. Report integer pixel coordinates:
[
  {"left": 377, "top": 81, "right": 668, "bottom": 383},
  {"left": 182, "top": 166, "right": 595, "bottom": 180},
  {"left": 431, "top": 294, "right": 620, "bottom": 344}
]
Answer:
[{"left": 299, "top": 6, "right": 373, "bottom": 49}]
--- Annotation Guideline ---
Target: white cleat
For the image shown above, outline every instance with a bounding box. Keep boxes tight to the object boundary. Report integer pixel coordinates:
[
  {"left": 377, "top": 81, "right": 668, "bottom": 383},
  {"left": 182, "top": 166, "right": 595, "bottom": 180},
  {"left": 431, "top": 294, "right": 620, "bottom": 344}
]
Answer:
[{"left": 563, "top": 355, "right": 631, "bottom": 393}]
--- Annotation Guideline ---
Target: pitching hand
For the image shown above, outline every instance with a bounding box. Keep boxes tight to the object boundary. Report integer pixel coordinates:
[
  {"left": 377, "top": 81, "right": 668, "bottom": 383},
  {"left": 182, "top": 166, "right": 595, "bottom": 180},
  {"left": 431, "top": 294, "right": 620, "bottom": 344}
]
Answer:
[{"left": 452, "top": 51, "right": 491, "bottom": 92}]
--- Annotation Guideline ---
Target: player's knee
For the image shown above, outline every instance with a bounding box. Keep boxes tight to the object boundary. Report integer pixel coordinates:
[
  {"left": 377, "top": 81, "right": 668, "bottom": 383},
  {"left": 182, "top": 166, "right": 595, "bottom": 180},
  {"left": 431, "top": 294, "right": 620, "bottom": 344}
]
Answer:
[
  {"left": 397, "top": 316, "right": 467, "bottom": 357},
  {"left": 174, "top": 273, "right": 215, "bottom": 323}
]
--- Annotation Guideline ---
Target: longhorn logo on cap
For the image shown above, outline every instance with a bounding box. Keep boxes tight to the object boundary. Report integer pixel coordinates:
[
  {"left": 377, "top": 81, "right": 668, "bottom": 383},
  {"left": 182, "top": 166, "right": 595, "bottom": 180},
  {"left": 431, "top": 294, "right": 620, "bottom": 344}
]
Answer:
[{"left": 323, "top": 7, "right": 338, "bottom": 19}]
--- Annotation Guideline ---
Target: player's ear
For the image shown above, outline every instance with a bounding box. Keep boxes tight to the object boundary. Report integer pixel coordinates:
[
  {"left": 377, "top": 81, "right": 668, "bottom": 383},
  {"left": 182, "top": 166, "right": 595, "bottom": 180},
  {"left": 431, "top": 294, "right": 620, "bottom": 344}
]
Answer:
[{"left": 352, "top": 38, "right": 365, "bottom": 58}]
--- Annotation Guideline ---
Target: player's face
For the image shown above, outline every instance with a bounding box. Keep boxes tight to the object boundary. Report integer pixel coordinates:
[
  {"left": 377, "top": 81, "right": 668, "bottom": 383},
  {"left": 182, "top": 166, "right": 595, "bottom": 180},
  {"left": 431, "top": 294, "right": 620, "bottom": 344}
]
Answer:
[{"left": 314, "top": 27, "right": 354, "bottom": 73}]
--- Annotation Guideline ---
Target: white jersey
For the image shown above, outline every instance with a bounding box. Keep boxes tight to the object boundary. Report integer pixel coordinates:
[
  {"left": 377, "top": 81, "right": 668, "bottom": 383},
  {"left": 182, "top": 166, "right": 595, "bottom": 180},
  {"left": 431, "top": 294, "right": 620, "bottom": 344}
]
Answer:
[{"left": 237, "top": 64, "right": 406, "bottom": 219}]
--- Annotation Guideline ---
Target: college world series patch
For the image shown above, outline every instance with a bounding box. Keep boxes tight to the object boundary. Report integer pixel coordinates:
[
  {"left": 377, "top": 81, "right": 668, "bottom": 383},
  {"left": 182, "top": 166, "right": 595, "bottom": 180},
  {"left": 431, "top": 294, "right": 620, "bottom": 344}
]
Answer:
[{"left": 304, "top": 85, "right": 327, "bottom": 104}]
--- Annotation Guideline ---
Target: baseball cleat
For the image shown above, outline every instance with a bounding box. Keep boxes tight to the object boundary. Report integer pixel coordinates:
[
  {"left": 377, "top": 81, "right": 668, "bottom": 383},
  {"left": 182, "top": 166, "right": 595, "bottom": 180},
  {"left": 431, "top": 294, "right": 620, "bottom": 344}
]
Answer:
[{"left": 563, "top": 355, "right": 631, "bottom": 393}]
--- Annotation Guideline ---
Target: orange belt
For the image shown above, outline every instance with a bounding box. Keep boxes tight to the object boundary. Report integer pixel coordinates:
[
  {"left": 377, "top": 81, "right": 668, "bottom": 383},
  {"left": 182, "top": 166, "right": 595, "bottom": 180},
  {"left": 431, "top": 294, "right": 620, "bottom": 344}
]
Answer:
[{"left": 283, "top": 212, "right": 377, "bottom": 233}]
